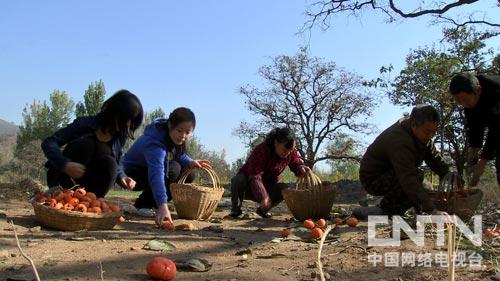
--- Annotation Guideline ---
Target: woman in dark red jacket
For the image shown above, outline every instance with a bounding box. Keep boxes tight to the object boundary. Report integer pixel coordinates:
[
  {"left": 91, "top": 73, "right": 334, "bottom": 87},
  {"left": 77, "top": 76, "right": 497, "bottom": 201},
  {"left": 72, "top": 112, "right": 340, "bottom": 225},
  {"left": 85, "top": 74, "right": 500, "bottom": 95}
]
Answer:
[{"left": 229, "top": 127, "right": 309, "bottom": 218}]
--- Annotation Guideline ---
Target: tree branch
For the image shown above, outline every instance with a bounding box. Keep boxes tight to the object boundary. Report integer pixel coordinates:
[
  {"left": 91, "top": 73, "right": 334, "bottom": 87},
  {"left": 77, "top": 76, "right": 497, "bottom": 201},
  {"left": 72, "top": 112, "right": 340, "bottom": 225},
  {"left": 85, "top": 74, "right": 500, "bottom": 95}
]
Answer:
[{"left": 388, "top": 0, "right": 477, "bottom": 18}]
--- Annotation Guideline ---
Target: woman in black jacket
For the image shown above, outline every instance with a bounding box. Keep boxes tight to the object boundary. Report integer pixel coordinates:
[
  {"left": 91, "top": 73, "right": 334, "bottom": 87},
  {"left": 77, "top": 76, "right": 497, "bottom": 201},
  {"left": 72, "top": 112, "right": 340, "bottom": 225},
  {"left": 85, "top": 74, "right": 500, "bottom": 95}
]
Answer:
[{"left": 41, "top": 90, "right": 143, "bottom": 198}]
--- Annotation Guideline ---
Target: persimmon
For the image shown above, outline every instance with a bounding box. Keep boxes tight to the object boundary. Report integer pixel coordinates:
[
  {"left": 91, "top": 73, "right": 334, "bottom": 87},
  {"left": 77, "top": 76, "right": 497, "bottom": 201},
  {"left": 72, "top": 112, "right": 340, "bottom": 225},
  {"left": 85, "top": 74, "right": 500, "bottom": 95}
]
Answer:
[
  {"left": 63, "top": 203, "right": 74, "bottom": 211},
  {"left": 49, "top": 198, "right": 58, "bottom": 208},
  {"left": 53, "top": 191, "right": 65, "bottom": 202},
  {"left": 346, "top": 217, "right": 359, "bottom": 227},
  {"left": 317, "top": 218, "right": 327, "bottom": 228},
  {"left": 118, "top": 216, "right": 126, "bottom": 223},
  {"left": 146, "top": 257, "right": 176, "bottom": 281},
  {"left": 74, "top": 188, "right": 86, "bottom": 197},
  {"left": 311, "top": 227, "right": 324, "bottom": 239},
  {"left": 484, "top": 229, "right": 500, "bottom": 238},
  {"left": 109, "top": 205, "right": 121, "bottom": 212},
  {"left": 90, "top": 200, "right": 102, "bottom": 208},
  {"left": 304, "top": 219, "right": 315, "bottom": 229},
  {"left": 63, "top": 193, "right": 73, "bottom": 204},
  {"left": 334, "top": 217, "right": 343, "bottom": 225},
  {"left": 281, "top": 228, "right": 292, "bottom": 238},
  {"left": 80, "top": 201, "right": 90, "bottom": 208},
  {"left": 100, "top": 202, "right": 109, "bottom": 210},
  {"left": 182, "top": 222, "right": 195, "bottom": 231},
  {"left": 161, "top": 221, "right": 175, "bottom": 231},
  {"left": 89, "top": 207, "right": 102, "bottom": 213},
  {"left": 80, "top": 196, "right": 93, "bottom": 203},
  {"left": 75, "top": 204, "right": 88, "bottom": 213},
  {"left": 54, "top": 202, "right": 64, "bottom": 210},
  {"left": 34, "top": 193, "right": 46, "bottom": 203},
  {"left": 68, "top": 197, "right": 79, "bottom": 207},
  {"left": 86, "top": 192, "right": 97, "bottom": 201}
]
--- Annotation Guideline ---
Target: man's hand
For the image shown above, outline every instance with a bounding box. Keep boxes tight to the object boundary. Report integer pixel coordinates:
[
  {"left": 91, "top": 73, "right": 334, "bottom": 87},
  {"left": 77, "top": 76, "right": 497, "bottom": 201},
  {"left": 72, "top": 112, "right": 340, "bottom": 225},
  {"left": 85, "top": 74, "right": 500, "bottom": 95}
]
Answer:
[
  {"left": 155, "top": 203, "right": 173, "bottom": 226},
  {"left": 190, "top": 159, "right": 211, "bottom": 169},
  {"left": 469, "top": 158, "right": 488, "bottom": 186},
  {"left": 119, "top": 177, "right": 136, "bottom": 190},
  {"left": 431, "top": 209, "right": 455, "bottom": 224},
  {"left": 298, "top": 165, "right": 311, "bottom": 177},
  {"left": 63, "top": 162, "right": 86, "bottom": 179}
]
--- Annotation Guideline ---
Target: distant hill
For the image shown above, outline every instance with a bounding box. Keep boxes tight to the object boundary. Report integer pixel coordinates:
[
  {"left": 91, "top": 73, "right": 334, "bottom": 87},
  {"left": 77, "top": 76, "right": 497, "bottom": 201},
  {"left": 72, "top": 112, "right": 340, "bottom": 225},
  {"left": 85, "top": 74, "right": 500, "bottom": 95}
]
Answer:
[{"left": 0, "top": 119, "right": 19, "bottom": 135}]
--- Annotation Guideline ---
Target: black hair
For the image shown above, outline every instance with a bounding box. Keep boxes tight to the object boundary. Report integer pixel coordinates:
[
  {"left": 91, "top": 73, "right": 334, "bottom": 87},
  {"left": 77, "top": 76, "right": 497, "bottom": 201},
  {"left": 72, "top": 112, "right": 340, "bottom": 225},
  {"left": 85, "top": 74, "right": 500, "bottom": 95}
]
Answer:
[
  {"left": 168, "top": 107, "right": 196, "bottom": 129},
  {"left": 166, "top": 107, "right": 196, "bottom": 154},
  {"left": 409, "top": 104, "right": 440, "bottom": 126},
  {"left": 265, "top": 127, "right": 295, "bottom": 149},
  {"left": 97, "top": 89, "right": 143, "bottom": 139},
  {"left": 449, "top": 72, "right": 481, "bottom": 96}
]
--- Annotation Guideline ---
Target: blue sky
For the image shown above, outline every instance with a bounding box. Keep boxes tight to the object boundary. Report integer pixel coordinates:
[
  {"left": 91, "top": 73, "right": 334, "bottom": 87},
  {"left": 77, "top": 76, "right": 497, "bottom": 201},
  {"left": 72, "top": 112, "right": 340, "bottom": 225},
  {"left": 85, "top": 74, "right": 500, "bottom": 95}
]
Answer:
[{"left": 1, "top": 1, "right": 499, "bottom": 165}]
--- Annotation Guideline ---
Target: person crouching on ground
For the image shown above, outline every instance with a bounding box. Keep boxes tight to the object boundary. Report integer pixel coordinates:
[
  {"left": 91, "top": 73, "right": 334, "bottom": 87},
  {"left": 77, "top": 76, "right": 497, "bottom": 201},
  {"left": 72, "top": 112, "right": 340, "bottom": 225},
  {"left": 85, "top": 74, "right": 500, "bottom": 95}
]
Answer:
[
  {"left": 42, "top": 90, "right": 144, "bottom": 198},
  {"left": 121, "top": 107, "right": 210, "bottom": 226},
  {"left": 353, "top": 105, "right": 453, "bottom": 219},
  {"left": 229, "top": 127, "right": 310, "bottom": 218}
]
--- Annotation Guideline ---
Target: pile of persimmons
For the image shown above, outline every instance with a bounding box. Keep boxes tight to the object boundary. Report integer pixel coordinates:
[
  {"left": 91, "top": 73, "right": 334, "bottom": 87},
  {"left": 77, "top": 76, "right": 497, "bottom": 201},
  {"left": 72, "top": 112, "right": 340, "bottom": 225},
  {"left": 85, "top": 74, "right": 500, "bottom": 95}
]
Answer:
[
  {"left": 282, "top": 216, "right": 359, "bottom": 240},
  {"left": 34, "top": 188, "right": 121, "bottom": 214}
]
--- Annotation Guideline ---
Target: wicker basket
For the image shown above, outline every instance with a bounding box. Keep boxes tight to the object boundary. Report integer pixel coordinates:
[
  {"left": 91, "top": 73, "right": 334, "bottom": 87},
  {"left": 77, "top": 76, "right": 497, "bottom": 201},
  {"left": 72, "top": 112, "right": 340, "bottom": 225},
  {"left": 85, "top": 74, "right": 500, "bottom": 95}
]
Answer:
[
  {"left": 282, "top": 171, "right": 336, "bottom": 221},
  {"left": 427, "top": 188, "right": 484, "bottom": 221},
  {"left": 170, "top": 167, "right": 224, "bottom": 220},
  {"left": 33, "top": 202, "right": 122, "bottom": 231}
]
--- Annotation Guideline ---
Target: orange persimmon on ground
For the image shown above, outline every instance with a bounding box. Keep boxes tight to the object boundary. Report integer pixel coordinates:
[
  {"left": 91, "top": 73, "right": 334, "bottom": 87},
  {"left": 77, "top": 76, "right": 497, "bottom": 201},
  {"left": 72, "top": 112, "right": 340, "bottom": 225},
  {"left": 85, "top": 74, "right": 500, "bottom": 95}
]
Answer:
[
  {"left": 317, "top": 218, "right": 327, "bottom": 228},
  {"left": 183, "top": 222, "right": 195, "bottom": 231},
  {"left": 304, "top": 219, "right": 315, "bottom": 229},
  {"left": 146, "top": 257, "right": 176, "bottom": 281},
  {"left": 311, "top": 227, "right": 324, "bottom": 239},
  {"left": 161, "top": 221, "right": 175, "bottom": 231},
  {"left": 346, "top": 217, "right": 359, "bottom": 227}
]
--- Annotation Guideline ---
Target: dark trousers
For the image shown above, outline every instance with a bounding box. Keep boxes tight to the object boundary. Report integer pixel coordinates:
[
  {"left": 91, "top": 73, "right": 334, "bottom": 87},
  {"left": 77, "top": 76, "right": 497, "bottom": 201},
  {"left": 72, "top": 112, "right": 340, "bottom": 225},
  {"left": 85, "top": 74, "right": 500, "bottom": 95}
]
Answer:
[
  {"left": 230, "top": 173, "right": 291, "bottom": 213},
  {"left": 361, "top": 169, "right": 424, "bottom": 216},
  {"left": 46, "top": 135, "right": 117, "bottom": 198},
  {"left": 126, "top": 161, "right": 195, "bottom": 209},
  {"left": 496, "top": 149, "right": 500, "bottom": 185}
]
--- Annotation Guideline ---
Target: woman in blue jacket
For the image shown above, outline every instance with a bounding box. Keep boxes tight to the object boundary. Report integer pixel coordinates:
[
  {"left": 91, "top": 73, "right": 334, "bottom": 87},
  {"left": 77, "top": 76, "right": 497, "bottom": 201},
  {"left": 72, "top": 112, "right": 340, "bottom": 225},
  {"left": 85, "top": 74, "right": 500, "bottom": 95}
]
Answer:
[
  {"left": 122, "top": 107, "right": 209, "bottom": 225},
  {"left": 42, "top": 90, "right": 144, "bottom": 198}
]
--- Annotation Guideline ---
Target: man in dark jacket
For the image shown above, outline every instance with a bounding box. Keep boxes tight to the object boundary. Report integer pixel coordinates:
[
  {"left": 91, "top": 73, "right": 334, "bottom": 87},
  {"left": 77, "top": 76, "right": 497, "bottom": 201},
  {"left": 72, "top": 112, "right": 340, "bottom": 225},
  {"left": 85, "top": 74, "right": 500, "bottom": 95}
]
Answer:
[
  {"left": 353, "top": 105, "right": 451, "bottom": 219},
  {"left": 449, "top": 73, "right": 500, "bottom": 186}
]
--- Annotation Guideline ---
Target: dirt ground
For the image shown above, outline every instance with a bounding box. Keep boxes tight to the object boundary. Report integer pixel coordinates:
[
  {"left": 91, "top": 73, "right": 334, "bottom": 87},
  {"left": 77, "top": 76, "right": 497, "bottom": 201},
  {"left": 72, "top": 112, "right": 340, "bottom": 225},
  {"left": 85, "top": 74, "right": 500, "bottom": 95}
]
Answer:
[{"left": 0, "top": 186, "right": 499, "bottom": 281}]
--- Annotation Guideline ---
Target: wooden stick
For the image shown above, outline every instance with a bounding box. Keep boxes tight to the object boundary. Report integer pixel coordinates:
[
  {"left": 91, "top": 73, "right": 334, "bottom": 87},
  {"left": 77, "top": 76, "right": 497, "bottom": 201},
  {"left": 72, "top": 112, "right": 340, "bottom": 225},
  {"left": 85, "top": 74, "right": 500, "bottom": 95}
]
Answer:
[
  {"left": 447, "top": 223, "right": 456, "bottom": 281},
  {"left": 99, "top": 261, "right": 104, "bottom": 281},
  {"left": 9, "top": 220, "right": 41, "bottom": 281},
  {"left": 317, "top": 225, "right": 334, "bottom": 281}
]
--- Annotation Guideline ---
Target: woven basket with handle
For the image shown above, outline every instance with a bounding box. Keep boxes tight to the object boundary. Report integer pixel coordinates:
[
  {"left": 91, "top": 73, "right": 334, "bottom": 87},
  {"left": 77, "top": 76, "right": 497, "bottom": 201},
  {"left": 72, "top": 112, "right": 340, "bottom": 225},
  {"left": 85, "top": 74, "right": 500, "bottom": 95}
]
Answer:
[
  {"left": 32, "top": 202, "right": 122, "bottom": 231},
  {"left": 170, "top": 166, "right": 224, "bottom": 220},
  {"left": 427, "top": 188, "right": 483, "bottom": 221},
  {"left": 281, "top": 170, "right": 335, "bottom": 221}
]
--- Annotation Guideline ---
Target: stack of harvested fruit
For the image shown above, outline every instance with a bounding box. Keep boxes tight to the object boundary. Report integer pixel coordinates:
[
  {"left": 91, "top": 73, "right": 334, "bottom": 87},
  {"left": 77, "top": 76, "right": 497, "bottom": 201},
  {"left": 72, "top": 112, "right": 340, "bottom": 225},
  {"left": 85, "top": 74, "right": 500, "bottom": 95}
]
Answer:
[
  {"left": 34, "top": 188, "right": 121, "bottom": 213},
  {"left": 32, "top": 187, "right": 124, "bottom": 231}
]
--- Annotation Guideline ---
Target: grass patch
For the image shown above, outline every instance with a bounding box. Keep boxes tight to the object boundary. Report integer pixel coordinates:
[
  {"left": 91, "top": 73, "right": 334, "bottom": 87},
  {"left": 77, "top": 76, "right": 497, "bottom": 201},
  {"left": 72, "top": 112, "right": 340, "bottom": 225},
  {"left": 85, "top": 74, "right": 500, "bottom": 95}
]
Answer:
[{"left": 108, "top": 189, "right": 139, "bottom": 198}]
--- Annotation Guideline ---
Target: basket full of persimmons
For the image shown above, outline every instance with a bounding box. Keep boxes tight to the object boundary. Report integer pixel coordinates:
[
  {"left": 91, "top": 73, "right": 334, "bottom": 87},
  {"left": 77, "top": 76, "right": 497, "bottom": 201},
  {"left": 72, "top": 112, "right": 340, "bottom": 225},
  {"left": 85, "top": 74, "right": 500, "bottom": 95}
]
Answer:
[{"left": 31, "top": 187, "right": 124, "bottom": 231}]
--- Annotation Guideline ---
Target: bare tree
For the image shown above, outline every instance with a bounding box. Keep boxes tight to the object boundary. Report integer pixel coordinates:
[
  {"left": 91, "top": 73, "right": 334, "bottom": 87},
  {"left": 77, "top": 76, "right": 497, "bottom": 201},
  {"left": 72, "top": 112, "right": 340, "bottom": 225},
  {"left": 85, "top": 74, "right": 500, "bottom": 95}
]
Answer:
[
  {"left": 235, "top": 48, "right": 375, "bottom": 168},
  {"left": 304, "top": 0, "right": 500, "bottom": 33}
]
